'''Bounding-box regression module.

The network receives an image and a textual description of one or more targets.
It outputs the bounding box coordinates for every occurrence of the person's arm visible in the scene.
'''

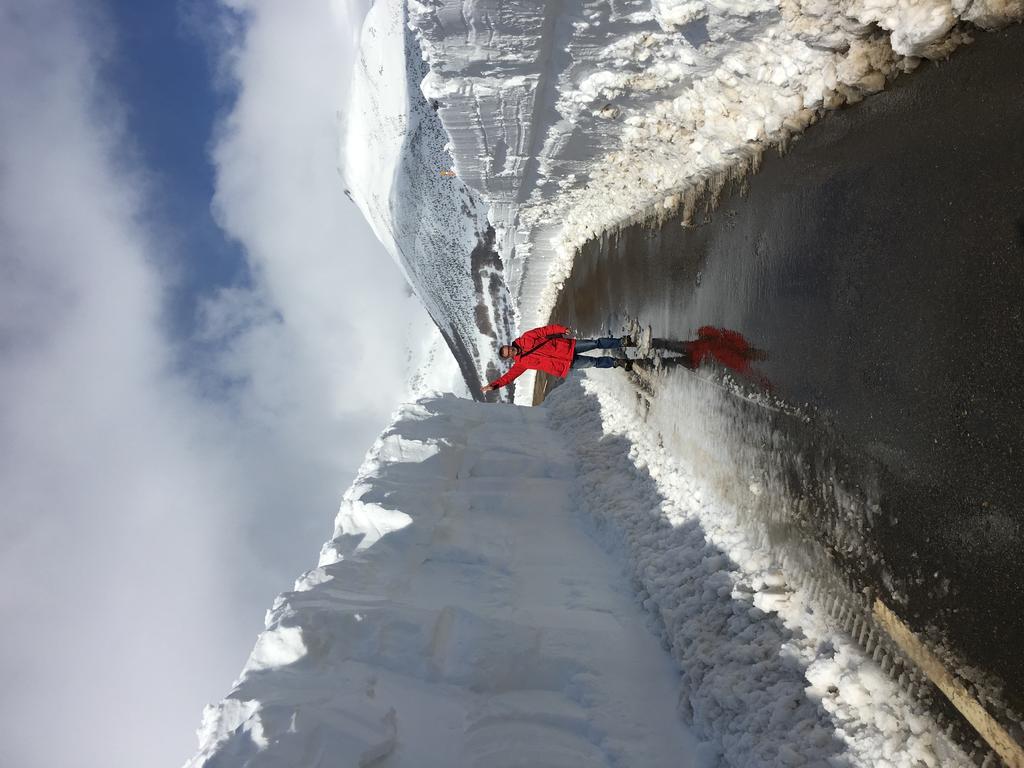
[482,361,527,393]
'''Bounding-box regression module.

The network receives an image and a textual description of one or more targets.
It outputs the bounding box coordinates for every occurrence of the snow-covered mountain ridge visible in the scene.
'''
[407,0,1021,329]
[343,0,516,400]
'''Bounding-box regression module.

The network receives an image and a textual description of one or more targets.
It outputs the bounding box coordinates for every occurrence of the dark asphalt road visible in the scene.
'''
[550,25,1024,718]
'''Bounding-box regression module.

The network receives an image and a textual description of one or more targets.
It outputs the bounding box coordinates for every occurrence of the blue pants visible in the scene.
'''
[571,337,622,369]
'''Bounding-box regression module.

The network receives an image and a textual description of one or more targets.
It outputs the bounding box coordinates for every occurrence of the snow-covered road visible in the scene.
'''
[550,377,970,767]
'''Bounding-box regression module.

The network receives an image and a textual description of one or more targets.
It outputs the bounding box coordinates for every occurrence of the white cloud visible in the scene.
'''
[205,0,424,436]
[0,0,430,766]
[199,0,434,585]
[0,4,248,766]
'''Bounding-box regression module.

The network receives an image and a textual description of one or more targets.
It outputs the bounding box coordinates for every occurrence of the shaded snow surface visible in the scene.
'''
[188,377,968,767]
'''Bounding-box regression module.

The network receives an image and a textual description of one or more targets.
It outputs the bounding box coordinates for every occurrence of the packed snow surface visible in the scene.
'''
[188,376,968,767]
[407,0,1021,330]
[188,392,701,767]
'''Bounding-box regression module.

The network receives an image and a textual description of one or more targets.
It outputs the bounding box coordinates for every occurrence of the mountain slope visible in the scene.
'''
[343,0,517,399]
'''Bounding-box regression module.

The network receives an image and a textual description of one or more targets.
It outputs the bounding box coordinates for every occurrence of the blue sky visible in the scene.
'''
[0,1,432,766]
[105,0,245,334]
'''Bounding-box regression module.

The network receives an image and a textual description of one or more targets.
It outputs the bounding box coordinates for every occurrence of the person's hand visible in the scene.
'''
[481,384,494,393]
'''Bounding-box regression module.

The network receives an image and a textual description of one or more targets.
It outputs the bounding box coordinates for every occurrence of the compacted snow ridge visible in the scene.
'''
[548,374,972,767]
[187,394,703,767]
[344,0,517,400]
[407,0,1022,331]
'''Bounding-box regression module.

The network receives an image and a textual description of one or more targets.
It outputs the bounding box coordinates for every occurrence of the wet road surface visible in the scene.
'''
[549,26,1024,717]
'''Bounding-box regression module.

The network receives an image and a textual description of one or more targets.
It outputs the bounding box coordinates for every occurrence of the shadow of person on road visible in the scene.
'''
[652,326,771,390]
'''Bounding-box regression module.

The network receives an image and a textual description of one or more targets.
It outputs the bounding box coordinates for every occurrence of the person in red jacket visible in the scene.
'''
[481,324,634,394]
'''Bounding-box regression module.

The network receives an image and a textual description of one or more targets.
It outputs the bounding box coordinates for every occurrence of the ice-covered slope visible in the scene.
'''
[343,0,517,400]
[408,0,1021,328]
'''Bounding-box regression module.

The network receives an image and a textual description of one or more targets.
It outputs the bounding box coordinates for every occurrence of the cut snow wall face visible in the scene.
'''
[343,0,517,400]
[408,0,1022,329]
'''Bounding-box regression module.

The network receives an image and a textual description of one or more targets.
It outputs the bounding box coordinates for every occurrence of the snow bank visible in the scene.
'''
[186,393,701,767]
[187,379,969,767]
[408,0,1022,329]
[343,0,517,399]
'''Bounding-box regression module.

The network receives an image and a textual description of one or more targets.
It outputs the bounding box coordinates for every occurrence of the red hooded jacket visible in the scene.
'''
[489,324,575,390]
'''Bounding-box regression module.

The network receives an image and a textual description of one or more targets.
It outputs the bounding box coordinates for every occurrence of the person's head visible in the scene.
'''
[499,344,516,360]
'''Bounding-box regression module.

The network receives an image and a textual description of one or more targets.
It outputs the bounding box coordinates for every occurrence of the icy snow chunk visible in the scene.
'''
[331,499,413,555]
[294,566,334,590]
[852,0,957,55]
[655,0,710,28]
[963,0,1024,26]
[189,697,398,768]
[244,625,307,674]
[375,433,441,464]
[192,699,265,757]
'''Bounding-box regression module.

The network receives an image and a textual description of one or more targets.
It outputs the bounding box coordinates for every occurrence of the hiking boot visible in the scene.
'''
[620,335,636,348]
